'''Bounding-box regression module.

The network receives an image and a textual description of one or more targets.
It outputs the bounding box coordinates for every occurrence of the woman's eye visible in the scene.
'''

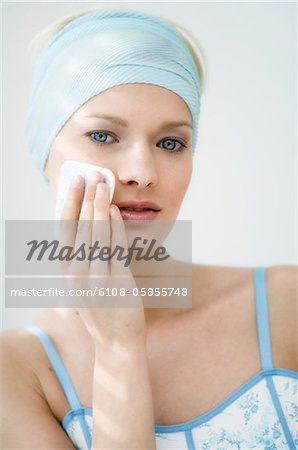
[159,138,186,152]
[88,132,186,152]
[89,131,115,144]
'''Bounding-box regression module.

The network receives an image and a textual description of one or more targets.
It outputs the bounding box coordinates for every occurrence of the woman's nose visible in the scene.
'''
[117,144,159,189]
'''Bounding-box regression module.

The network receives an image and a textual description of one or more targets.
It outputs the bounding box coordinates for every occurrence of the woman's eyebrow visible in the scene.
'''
[80,114,192,129]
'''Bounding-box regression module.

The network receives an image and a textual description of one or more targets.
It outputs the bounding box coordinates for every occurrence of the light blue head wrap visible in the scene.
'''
[26,9,202,176]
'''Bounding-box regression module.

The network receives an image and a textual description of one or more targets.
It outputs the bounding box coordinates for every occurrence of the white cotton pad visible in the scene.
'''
[55,160,115,219]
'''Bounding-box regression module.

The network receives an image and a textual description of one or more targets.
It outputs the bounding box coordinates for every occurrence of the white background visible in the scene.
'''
[2,1,297,329]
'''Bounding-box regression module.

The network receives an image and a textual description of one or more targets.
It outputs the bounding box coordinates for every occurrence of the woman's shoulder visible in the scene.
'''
[1,328,76,448]
[265,265,297,370]
[192,263,297,326]
[1,327,37,358]
[192,263,297,301]
[192,263,297,371]
[1,327,44,378]
[1,327,47,413]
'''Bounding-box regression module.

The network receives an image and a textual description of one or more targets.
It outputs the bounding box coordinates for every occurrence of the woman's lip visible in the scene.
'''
[115,200,161,211]
[119,209,160,221]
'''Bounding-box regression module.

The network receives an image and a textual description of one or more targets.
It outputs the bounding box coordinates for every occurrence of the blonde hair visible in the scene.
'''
[27,6,207,92]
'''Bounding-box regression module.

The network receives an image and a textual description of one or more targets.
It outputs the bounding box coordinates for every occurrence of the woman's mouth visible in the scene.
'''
[115,201,161,221]
[119,208,160,220]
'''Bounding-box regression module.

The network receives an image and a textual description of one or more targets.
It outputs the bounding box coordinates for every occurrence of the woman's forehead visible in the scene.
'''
[74,84,193,121]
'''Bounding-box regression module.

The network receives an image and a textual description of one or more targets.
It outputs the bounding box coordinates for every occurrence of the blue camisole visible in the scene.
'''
[24,267,298,449]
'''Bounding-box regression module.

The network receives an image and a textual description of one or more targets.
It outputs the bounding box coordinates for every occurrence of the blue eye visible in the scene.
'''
[88,131,186,152]
[159,138,186,152]
[89,132,114,144]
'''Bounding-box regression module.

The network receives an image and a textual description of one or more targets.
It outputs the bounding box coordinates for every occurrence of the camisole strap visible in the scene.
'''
[254,267,273,370]
[24,323,82,410]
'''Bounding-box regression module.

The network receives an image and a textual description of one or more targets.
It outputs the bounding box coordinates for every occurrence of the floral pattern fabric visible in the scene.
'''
[63,373,298,450]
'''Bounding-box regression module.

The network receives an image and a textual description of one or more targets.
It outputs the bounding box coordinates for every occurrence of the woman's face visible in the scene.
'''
[45,83,193,221]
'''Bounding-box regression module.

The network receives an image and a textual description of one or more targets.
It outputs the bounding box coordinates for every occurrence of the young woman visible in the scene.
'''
[2,8,297,450]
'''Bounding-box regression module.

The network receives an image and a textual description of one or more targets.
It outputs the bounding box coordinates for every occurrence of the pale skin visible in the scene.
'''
[1,84,297,449]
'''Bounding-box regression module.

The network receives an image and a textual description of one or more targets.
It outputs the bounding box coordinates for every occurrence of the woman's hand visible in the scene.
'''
[56,171,147,349]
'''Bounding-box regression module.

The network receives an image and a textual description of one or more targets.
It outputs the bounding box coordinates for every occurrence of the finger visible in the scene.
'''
[110,205,140,308]
[110,204,131,277]
[60,175,85,221]
[55,175,84,275]
[74,172,104,273]
[94,183,110,221]
[90,183,111,278]
[79,171,104,221]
